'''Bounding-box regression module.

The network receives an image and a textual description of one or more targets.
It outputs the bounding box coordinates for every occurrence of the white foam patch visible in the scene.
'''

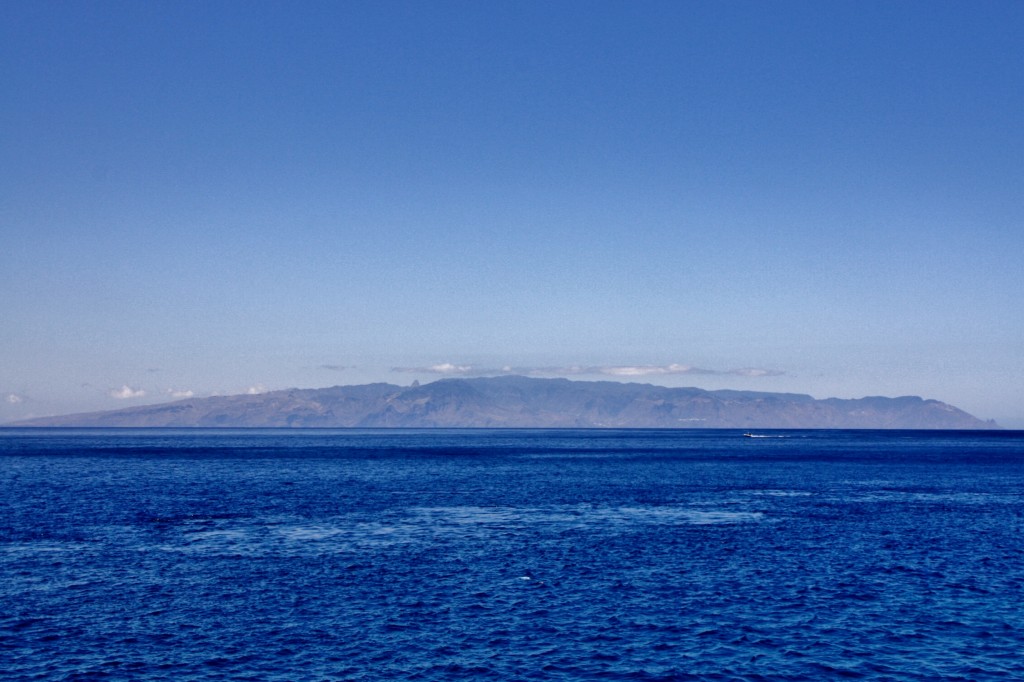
[412,504,764,529]
[747,490,813,497]
[155,504,766,557]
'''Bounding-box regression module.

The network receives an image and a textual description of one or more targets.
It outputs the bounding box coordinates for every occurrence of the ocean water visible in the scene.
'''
[2,428,1023,681]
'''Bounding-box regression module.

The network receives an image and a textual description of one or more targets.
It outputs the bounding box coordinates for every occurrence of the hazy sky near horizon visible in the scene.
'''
[2,0,1022,425]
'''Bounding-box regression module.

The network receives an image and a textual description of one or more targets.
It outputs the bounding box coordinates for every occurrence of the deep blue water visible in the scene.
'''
[2,428,1023,681]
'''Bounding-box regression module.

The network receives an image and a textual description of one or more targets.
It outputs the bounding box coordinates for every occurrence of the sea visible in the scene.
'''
[2,428,1023,681]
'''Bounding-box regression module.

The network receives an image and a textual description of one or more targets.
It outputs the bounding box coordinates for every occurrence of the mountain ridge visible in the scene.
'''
[7,376,998,429]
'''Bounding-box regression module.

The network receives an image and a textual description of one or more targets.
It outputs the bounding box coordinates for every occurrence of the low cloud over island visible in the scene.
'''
[392,363,784,379]
[110,385,146,399]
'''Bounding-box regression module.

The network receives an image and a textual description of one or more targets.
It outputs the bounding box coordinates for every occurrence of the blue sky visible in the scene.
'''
[2,0,1022,426]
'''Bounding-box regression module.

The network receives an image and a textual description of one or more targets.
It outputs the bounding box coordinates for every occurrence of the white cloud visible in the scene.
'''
[394,363,475,375]
[6,393,25,404]
[590,364,784,378]
[167,389,194,398]
[246,384,268,395]
[110,385,146,399]
[393,362,784,379]
[597,364,701,376]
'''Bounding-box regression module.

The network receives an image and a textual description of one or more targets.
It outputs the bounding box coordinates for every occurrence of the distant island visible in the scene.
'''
[8,376,998,429]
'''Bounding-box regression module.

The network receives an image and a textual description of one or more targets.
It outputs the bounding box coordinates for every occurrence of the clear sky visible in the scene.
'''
[2,0,1022,426]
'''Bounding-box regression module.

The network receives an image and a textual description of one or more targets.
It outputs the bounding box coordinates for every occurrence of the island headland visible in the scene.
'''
[7,376,998,429]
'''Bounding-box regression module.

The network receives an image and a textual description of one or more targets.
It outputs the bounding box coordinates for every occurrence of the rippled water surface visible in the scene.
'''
[2,428,1023,681]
